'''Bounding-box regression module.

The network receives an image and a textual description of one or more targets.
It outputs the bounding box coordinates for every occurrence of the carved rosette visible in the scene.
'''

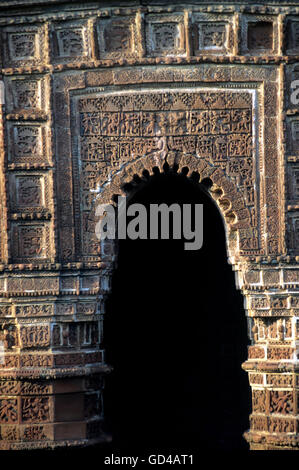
[71,87,258,262]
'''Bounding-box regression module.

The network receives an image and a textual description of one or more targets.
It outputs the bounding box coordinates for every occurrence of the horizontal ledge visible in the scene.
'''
[244,430,299,449]
[0,363,113,379]
[242,360,299,373]
[0,433,112,451]
[0,56,290,76]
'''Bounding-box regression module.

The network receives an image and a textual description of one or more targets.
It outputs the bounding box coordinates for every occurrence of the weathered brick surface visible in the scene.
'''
[0,0,298,451]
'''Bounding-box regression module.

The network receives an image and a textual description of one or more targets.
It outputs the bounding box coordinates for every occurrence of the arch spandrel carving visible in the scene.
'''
[68,82,264,263]
[86,154,251,265]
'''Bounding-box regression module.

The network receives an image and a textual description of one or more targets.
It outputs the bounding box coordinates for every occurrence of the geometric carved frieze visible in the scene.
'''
[0,273,105,297]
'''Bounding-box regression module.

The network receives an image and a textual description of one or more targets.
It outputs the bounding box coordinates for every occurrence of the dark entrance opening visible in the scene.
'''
[103,168,251,454]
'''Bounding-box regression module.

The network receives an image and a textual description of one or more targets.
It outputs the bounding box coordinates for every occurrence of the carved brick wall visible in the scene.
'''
[0,0,298,451]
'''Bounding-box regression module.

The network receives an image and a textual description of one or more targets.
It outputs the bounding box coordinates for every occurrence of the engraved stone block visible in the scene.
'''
[77,302,97,315]
[80,276,99,292]
[20,354,53,368]
[249,373,264,385]
[0,306,12,318]
[55,303,75,315]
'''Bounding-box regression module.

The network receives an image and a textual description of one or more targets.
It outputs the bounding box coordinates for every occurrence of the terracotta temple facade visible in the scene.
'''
[0,0,298,451]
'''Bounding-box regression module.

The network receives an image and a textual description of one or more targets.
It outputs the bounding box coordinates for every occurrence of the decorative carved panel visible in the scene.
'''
[192,13,234,55]
[51,20,90,62]
[145,14,186,56]
[70,85,261,261]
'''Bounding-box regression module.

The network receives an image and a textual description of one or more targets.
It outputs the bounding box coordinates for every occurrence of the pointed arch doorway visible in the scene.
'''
[103,167,251,452]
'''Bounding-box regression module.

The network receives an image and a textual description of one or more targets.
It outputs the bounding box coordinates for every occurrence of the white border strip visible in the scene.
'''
[0,81,5,105]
